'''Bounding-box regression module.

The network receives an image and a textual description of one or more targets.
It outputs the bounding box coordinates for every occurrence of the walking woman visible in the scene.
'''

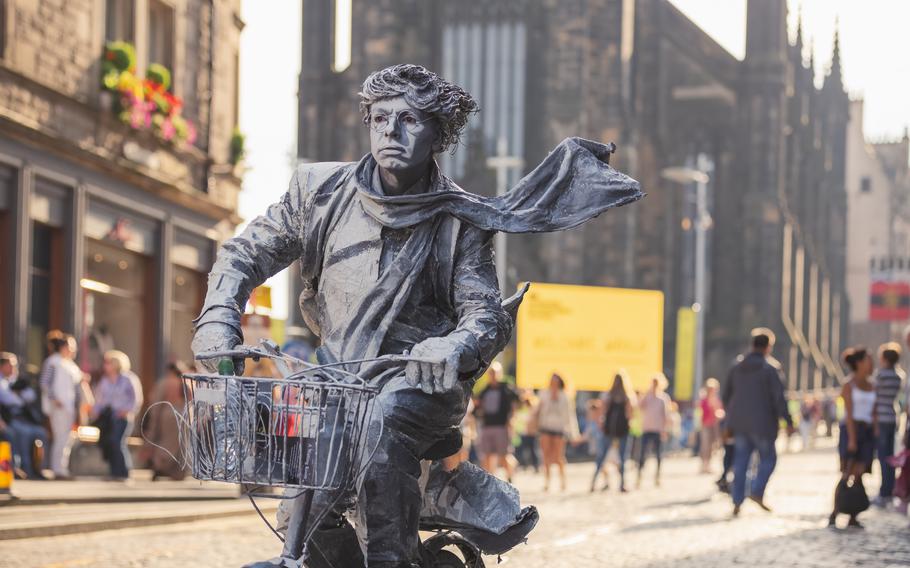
[593,372,635,492]
[91,350,142,481]
[873,342,904,506]
[637,374,671,488]
[699,378,724,473]
[829,347,876,528]
[39,332,83,480]
[513,390,540,473]
[537,373,578,491]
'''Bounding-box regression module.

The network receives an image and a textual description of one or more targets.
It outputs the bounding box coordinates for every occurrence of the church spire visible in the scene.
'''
[825,19,843,90]
[809,36,816,79]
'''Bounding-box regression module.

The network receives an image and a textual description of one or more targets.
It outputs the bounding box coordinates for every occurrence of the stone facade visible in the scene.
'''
[0,0,244,392]
[292,0,850,392]
[0,0,243,214]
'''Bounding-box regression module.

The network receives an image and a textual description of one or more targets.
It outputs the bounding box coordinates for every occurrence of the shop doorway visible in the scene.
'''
[26,222,66,367]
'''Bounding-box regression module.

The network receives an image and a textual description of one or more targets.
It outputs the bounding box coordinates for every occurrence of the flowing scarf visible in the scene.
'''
[356,137,642,232]
[322,137,643,374]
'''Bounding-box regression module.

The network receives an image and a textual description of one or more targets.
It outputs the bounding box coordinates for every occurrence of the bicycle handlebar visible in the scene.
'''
[194,347,440,367]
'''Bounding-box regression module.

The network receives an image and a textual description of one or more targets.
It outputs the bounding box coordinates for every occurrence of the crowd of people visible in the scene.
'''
[0,330,190,483]
[453,324,910,534]
[462,361,680,495]
[4,322,909,534]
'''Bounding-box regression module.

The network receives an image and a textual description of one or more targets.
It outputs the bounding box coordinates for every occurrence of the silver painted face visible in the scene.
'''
[368,96,439,174]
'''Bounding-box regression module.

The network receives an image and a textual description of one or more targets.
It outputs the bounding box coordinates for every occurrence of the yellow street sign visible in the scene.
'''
[516,283,664,392]
[674,307,696,401]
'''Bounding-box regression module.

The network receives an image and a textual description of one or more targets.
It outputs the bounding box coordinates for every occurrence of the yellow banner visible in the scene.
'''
[516,283,664,392]
[250,286,273,310]
[674,307,696,401]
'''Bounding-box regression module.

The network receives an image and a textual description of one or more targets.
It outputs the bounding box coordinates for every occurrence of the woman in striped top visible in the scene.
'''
[873,342,905,505]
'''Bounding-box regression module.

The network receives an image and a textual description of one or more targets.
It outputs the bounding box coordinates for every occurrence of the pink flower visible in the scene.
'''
[161,118,176,141]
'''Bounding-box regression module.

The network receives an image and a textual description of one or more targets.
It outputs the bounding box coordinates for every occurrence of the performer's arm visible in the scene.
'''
[405,227,511,393]
[449,227,512,371]
[192,170,308,366]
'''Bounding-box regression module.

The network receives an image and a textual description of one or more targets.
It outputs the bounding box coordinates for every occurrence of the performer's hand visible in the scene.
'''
[405,337,465,394]
[191,322,244,374]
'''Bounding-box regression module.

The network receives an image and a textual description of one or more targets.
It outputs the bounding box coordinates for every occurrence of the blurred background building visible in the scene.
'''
[290,0,850,391]
[0,0,244,397]
[846,99,910,349]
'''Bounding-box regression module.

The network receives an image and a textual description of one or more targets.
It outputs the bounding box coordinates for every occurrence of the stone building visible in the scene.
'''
[845,99,910,349]
[291,0,849,391]
[0,0,243,395]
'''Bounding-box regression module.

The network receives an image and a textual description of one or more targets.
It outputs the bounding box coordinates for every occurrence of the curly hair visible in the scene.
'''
[359,64,478,153]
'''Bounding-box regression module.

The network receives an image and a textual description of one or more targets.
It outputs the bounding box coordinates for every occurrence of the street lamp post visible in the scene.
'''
[487,137,524,293]
[662,156,711,401]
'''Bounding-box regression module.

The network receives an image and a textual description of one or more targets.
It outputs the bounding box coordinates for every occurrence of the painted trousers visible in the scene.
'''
[276,374,471,566]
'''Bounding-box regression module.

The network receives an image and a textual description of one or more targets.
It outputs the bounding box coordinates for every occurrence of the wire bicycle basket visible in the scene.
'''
[181,347,380,492]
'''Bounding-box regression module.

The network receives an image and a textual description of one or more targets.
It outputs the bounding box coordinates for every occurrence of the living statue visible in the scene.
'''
[192,64,642,567]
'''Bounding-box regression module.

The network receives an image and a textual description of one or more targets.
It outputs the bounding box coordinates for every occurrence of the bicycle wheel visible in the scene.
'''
[433,550,468,568]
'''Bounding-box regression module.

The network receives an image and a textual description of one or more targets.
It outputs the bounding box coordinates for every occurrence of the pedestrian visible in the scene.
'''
[512,390,540,472]
[715,418,735,493]
[798,394,820,450]
[536,373,578,491]
[91,350,142,481]
[829,346,877,528]
[0,352,48,479]
[723,328,794,516]
[637,373,671,488]
[667,401,683,452]
[141,361,188,481]
[699,378,724,473]
[594,372,635,492]
[476,362,518,482]
[872,342,904,507]
[39,332,82,480]
[578,398,604,458]
[822,391,838,438]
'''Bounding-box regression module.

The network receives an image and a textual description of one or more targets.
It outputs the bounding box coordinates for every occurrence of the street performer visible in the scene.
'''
[192,64,642,567]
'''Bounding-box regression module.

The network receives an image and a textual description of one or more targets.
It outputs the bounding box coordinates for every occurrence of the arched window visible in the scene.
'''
[332,0,352,73]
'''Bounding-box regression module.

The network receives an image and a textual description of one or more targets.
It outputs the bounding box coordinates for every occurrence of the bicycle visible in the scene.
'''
[175,340,537,567]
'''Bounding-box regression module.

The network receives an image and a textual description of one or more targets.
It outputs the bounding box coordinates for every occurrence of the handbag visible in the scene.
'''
[888,449,910,501]
[835,468,870,516]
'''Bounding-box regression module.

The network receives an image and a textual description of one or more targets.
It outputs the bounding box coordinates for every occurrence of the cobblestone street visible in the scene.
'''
[5,445,910,567]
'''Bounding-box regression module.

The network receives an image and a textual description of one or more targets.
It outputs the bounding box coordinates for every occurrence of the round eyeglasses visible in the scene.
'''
[368,111,434,134]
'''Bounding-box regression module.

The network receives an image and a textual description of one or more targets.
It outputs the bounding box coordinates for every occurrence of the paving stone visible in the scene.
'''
[3,444,909,567]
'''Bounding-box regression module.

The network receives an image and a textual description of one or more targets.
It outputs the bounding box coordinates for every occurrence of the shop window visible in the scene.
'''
[0,0,7,60]
[148,0,175,73]
[170,265,205,365]
[106,0,135,42]
[0,164,14,350]
[27,178,68,367]
[27,224,65,366]
[82,239,150,382]
[170,230,212,365]
[233,50,240,125]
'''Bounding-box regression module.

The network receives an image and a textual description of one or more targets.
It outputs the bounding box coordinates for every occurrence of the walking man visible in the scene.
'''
[476,362,518,481]
[722,328,794,516]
